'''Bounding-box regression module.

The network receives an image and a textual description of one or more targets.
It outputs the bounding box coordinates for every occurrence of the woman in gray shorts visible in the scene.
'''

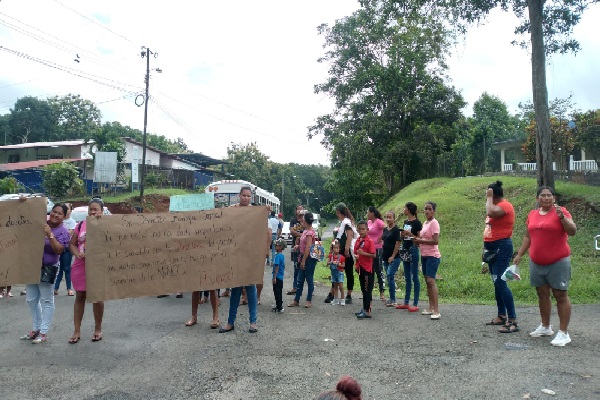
[513,187,577,347]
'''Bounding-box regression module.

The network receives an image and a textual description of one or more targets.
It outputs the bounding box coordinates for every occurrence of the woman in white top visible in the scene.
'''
[334,203,358,305]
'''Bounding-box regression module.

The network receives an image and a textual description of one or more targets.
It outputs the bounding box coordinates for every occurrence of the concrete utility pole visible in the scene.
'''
[138,47,160,209]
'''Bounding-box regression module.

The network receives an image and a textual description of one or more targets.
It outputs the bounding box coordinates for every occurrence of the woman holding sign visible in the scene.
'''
[219,185,271,333]
[20,201,70,344]
[68,198,105,344]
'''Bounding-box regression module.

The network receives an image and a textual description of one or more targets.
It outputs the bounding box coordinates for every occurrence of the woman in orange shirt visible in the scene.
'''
[483,181,517,333]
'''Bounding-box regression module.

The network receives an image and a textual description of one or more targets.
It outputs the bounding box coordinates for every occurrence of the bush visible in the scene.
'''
[41,162,84,198]
[0,176,22,194]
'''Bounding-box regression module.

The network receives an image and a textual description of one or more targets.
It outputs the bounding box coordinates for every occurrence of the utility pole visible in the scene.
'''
[138,47,159,209]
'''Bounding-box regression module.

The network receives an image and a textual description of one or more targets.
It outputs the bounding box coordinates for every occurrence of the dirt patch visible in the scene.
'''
[70,194,171,214]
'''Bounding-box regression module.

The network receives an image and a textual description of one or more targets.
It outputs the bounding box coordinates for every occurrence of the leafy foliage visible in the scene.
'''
[573,109,600,165]
[8,96,56,143]
[48,94,102,140]
[0,176,22,194]
[41,162,84,198]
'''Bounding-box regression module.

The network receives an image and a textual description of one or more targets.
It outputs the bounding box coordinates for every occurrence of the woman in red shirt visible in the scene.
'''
[514,186,577,347]
[483,181,517,333]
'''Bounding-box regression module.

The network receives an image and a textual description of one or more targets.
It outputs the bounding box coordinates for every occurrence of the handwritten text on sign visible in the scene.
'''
[0,197,46,285]
[85,206,268,302]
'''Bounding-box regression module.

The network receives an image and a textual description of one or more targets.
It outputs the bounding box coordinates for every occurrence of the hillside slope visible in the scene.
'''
[378,176,599,304]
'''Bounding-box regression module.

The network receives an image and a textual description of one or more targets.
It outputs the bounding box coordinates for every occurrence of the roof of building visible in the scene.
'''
[0,158,87,172]
[0,140,87,149]
[174,153,224,166]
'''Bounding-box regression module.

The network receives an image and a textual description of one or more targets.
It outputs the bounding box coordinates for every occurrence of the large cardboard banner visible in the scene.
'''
[0,197,46,285]
[85,206,268,302]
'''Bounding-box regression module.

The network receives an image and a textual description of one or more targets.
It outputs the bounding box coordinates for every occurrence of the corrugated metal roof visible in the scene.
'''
[0,158,87,171]
[0,140,88,149]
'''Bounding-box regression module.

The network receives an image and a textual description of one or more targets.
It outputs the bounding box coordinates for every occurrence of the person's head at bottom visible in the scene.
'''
[315,376,362,400]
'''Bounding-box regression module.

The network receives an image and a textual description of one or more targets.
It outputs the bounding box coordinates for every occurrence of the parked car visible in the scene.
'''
[71,206,112,222]
[281,221,292,245]
[0,193,54,214]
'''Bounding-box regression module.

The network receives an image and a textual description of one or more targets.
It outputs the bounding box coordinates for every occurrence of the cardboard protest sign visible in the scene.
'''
[169,193,215,212]
[0,197,46,285]
[85,206,269,302]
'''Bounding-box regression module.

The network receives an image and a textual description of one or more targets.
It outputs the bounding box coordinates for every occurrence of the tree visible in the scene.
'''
[469,93,516,174]
[48,94,102,141]
[311,1,464,195]
[41,162,84,198]
[8,96,56,143]
[89,122,128,179]
[573,109,600,166]
[224,142,273,188]
[441,0,600,188]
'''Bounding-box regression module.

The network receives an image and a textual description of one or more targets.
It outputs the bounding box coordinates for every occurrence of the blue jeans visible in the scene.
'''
[227,285,258,326]
[384,258,401,302]
[54,249,73,291]
[403,246,421,306]
[26,282,55,335]
[270,233,277,263]
[485,238,516,320]
[294,256,317,302]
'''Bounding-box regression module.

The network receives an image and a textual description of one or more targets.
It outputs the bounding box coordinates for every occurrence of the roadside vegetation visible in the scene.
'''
[315,176,599,305]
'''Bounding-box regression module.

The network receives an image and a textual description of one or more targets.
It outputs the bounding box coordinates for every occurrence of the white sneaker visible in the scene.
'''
[331,299,339,305]
[529,324,554,337]
[340,299,346,306]
[430,313,441,320]
[550,331,571,347]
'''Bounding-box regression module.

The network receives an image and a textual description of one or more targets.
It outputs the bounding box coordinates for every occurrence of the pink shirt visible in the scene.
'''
[419,218,441,258]
[299,229,316,255]
[367,218,385,250]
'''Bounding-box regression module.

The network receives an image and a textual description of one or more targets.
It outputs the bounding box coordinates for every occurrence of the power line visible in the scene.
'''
[50,0,134,43]
[0,46,143,94]
[0,12,137,77]
[0,78,42,89]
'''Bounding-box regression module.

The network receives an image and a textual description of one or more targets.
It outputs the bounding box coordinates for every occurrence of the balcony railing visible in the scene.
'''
[502,162,557,172]
[570,159,598,171]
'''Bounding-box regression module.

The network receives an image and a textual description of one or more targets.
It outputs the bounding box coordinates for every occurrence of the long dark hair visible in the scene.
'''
[335,203,355,225]
[405,202,417,217]
[368,206,383,220]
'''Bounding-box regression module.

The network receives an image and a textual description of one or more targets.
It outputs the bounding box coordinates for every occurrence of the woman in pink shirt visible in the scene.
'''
[412,201,441,320]
[367,206,386,301]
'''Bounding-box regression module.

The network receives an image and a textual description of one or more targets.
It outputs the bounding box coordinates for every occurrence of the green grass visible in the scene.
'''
[65,188,192,203]
[374,176,599,305]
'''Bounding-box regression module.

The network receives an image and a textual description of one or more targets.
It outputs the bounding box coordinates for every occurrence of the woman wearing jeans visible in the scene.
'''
[54,203,76,296]
[288,212,317,308]
[483,181,518,333]
[21,202,70,344]
[396,202,422,312]
[382,211,402,307]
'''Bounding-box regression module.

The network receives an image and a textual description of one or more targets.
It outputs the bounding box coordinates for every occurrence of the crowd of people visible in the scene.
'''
[4,181,577,348]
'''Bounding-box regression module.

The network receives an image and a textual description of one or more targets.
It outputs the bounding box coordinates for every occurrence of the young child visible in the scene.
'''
[328,240,346,305]
[272,238,287,313]
[354,220,376,319]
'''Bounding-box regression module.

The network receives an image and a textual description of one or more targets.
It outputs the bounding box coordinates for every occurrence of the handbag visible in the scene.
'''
[40,264,59,284]
[310,240,325,261]
[482,248,499,264]
[399,248,412,262]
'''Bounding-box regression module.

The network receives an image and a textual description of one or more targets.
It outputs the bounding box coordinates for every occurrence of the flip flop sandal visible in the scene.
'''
[288,302,299,307]
[499,322,520,333]
[486,316,507,326]
[91,333,103,342]
[210,321,220,329]
[185,317,198,326]
[304,303,312,308]
[68,336,80,344]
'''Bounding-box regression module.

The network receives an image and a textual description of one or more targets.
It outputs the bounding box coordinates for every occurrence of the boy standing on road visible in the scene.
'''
[272,239,286,313]
[354,221,376,319]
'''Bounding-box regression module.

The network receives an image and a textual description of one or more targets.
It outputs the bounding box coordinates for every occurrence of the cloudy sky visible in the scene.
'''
[1,1,598,165]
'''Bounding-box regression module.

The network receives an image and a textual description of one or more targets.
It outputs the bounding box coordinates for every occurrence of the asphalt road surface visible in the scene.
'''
[1,246,599,399]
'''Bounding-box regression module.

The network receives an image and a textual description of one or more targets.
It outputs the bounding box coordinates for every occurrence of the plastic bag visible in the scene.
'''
[501,264,521,282]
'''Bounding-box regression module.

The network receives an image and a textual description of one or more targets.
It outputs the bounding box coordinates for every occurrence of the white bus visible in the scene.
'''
[205,180,280,214]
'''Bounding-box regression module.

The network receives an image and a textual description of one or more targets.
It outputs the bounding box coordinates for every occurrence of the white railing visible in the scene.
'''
[570,160,598,171]
[502,162,557,172]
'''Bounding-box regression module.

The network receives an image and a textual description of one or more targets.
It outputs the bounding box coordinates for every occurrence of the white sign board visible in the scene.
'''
[131,146,139,183]
[94,152,118,183]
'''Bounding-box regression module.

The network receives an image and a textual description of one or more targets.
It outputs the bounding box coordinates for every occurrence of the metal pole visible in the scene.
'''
[139,48,151,208]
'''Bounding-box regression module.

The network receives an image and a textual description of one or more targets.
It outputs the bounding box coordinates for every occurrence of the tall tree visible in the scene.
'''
[8,96,56,143]
[48,94,102,141]
[440,0,599,188]
[224,142,273,189]
[311,1,464,194]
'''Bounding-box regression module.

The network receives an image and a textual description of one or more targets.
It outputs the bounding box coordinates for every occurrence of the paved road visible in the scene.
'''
[1,225,599,399]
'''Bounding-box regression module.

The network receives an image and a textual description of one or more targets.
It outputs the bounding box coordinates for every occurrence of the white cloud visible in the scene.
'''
[1,1,598,164]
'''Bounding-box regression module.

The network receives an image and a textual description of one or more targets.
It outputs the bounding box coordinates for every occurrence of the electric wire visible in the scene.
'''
[50,0,134,44]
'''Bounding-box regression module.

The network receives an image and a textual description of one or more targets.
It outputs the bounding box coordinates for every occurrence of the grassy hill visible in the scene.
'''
[316,176,599,305]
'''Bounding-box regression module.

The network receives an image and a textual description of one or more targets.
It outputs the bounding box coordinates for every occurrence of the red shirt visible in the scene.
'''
[354,235,376,272]
[526,207,572,265]
[483,199,515,242]
[328,253,346,271]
